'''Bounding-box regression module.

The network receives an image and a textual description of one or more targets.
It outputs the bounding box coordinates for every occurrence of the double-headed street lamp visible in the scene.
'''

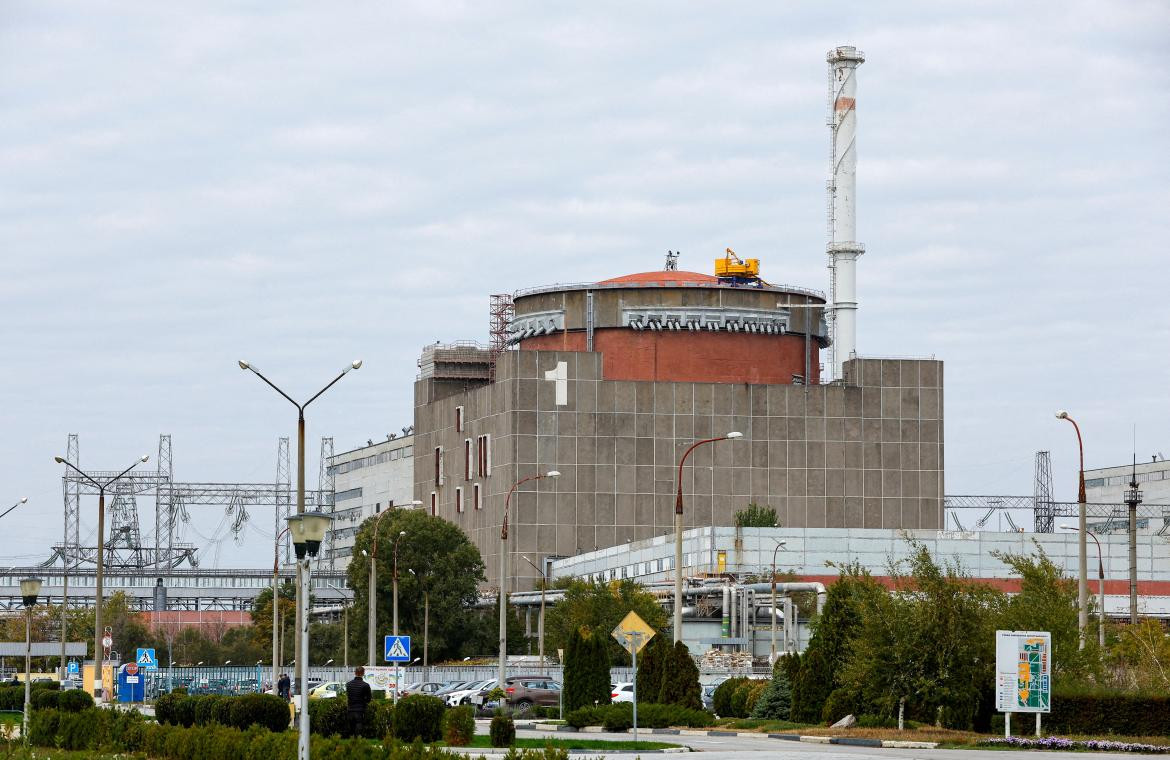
[674,432,742,642]
[287,510,333,760]
[1055,410,1089,647]
[20,577,42,743]
[499,470,559,702]
[520,555,548,675]
[240,358,361,685]
[1061,525,1106,648]
[770,539,787,664]
[53,454,149,701]
[0,496,28,521]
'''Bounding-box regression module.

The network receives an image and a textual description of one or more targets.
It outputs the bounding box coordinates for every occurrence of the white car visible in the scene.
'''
[611,682,634,703]
[448,679,493,706]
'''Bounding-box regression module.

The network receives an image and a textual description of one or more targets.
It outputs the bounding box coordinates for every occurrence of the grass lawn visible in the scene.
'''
[714,717,813,732]
[463,735,678,751]
[0,712,20,725]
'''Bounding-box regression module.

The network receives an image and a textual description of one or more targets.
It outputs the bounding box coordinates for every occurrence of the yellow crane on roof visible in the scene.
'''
[714,248,761,283]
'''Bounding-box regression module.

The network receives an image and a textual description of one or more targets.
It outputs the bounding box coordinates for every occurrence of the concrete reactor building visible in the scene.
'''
[412,45,944,592]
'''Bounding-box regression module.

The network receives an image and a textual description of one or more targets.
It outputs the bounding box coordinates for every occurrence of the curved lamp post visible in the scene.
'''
[520,555,547,675]
[499,470,559,705]
[240,358,361,685]
[53,454,149,702]
[1061,524,1106,648]
[20,576,42,743]
[770,539,787,663]
[1055,410,1088,647]
[365,502,420,670]
[287,510,333,760]
[673,433,741,643]
[0,496,27,521]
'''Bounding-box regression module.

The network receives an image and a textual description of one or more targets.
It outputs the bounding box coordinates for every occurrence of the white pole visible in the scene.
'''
[1035,713,1041,737]
[631,634,639,746]
[1004,712,1011,738]
[297,559,309,760]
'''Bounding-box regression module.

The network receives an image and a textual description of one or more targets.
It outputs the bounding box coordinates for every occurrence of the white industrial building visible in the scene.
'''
[1085,457,1170,535]
[321,435,416,566]
[538,526,1170,658]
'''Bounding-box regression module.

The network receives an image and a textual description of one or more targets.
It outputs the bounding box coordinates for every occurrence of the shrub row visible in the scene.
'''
[0,681,58,711]
[28,707,483,760]
[711,677,765,718]
[565,702,715,730]
[155,692,290,732]
[30,688,94,712]
[307,693,453,743]
[307,695,394,739]
[1047,690,1170,737]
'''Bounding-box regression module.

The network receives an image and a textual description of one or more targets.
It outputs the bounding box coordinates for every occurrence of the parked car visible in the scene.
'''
[610,682,634,703]
[60,678,81,691]
[309,681,345,700]
[446,679,493,706]
[401,681,446,697]
[469,679,501,707]
[434,681,469,698]
[503,676,561,711]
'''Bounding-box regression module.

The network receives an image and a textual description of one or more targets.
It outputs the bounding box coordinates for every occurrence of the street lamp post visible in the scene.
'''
[1055,410,1089,648]
[365,504,418,669]
[1062,525,1106,648]
[271,525,291,694]
[521,555,547,675]
[240,358,362,685]
[769,539,787,664]
[53,454,149,702]
[499,470,560,705]
[287,511,333,760]
[20,577,42,743]
[0,496,27,521]
[674,433,742,643]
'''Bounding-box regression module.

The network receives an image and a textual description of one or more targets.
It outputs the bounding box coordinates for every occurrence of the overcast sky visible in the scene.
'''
[2,2,1167,567]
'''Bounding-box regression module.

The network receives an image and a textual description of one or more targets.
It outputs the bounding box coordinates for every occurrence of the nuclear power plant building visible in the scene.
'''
[413,267,943,591]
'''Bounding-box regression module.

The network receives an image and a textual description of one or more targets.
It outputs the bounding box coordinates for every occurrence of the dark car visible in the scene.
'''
[504,676,560,711]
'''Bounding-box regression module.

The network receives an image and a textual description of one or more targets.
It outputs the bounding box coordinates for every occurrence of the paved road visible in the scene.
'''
[512,726,1162,759]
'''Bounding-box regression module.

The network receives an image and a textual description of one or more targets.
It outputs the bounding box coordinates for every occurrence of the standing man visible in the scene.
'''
[277,672,291,701]
[346,666,373,738]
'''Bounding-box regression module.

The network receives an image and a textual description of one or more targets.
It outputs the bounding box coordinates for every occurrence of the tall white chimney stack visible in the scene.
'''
[826,45,865,380]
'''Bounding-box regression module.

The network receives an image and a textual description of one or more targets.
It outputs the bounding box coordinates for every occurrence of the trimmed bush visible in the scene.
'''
[394,693,446,743]
[229,693,290,732]
[370,700,396,738]
[729,680,756,718]
[1047,690,1170,736]
[565,702,714,730]
[211,693,234,725]
[309,695,350,737]
[711,677,748,717]
[0,683,55,711]
[489,714,515,747]
[27,707,147,753]
[743,680,768,716]
[32,688,60,710]
[192,694,220,725]
[442,704,475,746]
[58,688,94,712]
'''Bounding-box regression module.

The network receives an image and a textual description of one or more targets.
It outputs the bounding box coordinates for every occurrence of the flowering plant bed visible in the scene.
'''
[979,737,1170,753]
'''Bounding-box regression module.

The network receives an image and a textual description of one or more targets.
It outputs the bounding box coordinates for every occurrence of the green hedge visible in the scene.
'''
[155,692,289,732]
[490,714,515,748]
[711,678,751,717]
[29,707,485,760]
[0,682,58,711]
[308,695,394,738]
[58,689,94,712]
[394,694,446,743]
[1047,690,1170,736]
[441,705,474,746]
[31,689,59,710]
[565,702,715,729]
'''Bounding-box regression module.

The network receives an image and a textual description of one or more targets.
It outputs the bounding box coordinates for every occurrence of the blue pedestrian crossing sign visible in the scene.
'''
[67,660,79,674]
[384,635,411,662]
[136,648,158,671]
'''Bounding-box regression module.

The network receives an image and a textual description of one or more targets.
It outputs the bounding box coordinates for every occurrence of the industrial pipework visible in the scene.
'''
[826,45,866,380]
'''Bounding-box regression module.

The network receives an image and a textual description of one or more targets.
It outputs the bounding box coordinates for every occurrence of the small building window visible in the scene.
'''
[473,483,482,510]
[434,446,444,486]
[477,434,492,478]
[455,486,464,513]
[464,439,472,481]
[430,492,437,516]
[455,405,465,432]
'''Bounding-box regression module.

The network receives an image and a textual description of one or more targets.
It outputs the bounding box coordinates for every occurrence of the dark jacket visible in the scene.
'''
[277,675,291,699]
[346,677,372,712]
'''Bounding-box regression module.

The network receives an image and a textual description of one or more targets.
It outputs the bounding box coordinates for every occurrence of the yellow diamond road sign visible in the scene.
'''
[611,610,656,654]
